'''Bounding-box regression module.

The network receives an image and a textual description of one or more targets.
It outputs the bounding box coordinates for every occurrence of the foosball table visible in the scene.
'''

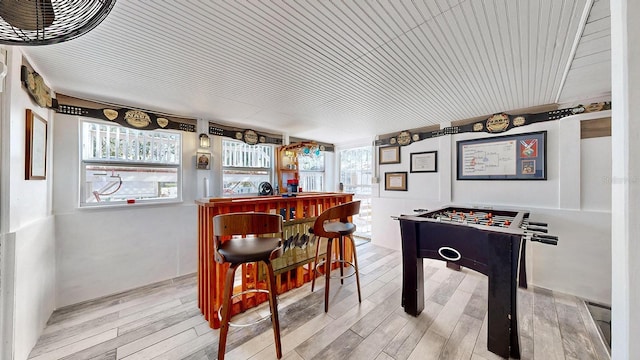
[397,206,558,359]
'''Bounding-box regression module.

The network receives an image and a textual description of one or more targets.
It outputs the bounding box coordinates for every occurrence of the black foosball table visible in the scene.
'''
[397,206,558,359]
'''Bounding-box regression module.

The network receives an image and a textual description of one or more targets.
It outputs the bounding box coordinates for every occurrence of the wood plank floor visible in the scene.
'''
[29,242,609,360]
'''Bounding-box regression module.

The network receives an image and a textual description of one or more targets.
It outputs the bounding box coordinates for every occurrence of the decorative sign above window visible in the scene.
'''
[20,63,52,108]
[289,137,335,153]
[52,93,196,132]
[209,122,283,145]
[375,102,611,147]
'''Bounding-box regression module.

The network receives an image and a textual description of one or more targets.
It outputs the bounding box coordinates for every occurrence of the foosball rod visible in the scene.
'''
[435,213,523,227]
[526,221,548,227]
[525,232,559,245]
[524,225,548,233]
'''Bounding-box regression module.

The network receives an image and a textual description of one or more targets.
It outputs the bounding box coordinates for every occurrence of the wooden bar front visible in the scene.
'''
[196,192,353,328]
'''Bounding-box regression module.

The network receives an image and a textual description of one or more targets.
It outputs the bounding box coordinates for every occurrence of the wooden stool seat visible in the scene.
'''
[310,200,362,312]
[213,212,283,360]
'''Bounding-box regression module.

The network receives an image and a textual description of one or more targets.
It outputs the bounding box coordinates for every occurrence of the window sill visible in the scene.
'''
[79,199,183,210]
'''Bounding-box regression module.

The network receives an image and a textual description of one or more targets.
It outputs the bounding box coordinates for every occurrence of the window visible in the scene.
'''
[80,120,181,206]
[298,152,325,191]
[222,139,274,195]
[340,146,373,238]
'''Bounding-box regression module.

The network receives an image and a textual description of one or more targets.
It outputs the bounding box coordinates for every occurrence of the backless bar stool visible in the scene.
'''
[213,212,284,359]
[310,200,362,312]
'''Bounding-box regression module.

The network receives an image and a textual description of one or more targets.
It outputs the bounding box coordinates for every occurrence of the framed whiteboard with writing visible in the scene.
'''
[456,131,546,180]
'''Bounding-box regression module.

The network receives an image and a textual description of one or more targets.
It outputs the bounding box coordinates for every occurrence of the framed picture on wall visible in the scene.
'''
[196,152,211,170]
[25,109,47,180]
[410,151,437,173]
[385,172,407,191]
[456,131,547,180]
[379,145,401,164]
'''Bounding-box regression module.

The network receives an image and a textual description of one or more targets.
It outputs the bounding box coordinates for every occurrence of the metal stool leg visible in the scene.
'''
[218,264,239,360]
[311,235,321,292]
[265,261,282,358]
[324,238,333,312]
[338,236,345,285]
[350,235,362,303]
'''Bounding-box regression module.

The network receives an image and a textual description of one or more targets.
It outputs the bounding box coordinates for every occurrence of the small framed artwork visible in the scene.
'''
[196,152,211,170]
[385,172,407,191]
[521,160,535,174]
[379,145,401,164]
[410,151,437,173]
[25,109,47,180]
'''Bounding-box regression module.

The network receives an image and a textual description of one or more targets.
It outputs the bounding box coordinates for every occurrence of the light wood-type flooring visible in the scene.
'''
[28,242,609,360]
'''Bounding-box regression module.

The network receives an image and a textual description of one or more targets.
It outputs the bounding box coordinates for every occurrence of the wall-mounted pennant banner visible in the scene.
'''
[375,102,611,146]
[53,94,196,132]
[208,122,282,145]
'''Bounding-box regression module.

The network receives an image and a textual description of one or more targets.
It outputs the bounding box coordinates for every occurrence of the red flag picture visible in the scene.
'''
[520,139,538,158]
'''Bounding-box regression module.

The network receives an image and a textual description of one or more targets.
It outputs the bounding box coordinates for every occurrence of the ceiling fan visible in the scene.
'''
[0,0,116,45]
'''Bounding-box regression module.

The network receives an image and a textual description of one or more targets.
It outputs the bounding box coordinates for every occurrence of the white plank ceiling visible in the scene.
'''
[20,0,611,145]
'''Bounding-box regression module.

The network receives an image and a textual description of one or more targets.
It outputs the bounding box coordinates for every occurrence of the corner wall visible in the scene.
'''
[0,48,56,360]
[372,111,612,305]
[610,0,640,357]
[52,113,199,308]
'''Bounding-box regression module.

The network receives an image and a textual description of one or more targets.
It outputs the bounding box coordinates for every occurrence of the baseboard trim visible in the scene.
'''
[579,299,611,359]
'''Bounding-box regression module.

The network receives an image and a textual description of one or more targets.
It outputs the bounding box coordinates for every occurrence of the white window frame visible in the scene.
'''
[339,146,373,238]
[222,139,274,196]
[79,119,182,207]
[298,152,326,192]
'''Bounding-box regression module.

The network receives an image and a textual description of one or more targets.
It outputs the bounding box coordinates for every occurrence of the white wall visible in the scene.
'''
[611,0,640,358]
[324,151,336,192]
[581,137,612,210]
[371,111,612,305]
[12,217,55,360]
[450,122,561,207]
[0,48,56,360]
[379,136,442,202]
[52,113,199,307]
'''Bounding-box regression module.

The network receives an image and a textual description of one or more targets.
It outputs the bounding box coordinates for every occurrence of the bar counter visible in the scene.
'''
[196,192,353,328]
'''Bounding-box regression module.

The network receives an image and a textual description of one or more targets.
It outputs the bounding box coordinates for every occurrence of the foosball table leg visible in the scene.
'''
[518,239,528,289]
[446,261,461,271]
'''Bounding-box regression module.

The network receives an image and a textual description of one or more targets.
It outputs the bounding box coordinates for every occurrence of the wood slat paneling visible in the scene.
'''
[558,0,611,103]
[22,0,607,145]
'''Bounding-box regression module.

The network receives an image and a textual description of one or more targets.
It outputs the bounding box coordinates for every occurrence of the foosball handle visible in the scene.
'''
[532,235,558,245]
[527,226,548,233]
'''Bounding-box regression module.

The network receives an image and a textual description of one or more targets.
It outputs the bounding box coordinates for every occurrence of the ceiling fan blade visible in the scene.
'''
[0,0,55,30]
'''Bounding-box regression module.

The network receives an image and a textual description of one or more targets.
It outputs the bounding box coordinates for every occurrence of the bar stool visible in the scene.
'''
[213,212,283,360]
[310,200,362,312]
